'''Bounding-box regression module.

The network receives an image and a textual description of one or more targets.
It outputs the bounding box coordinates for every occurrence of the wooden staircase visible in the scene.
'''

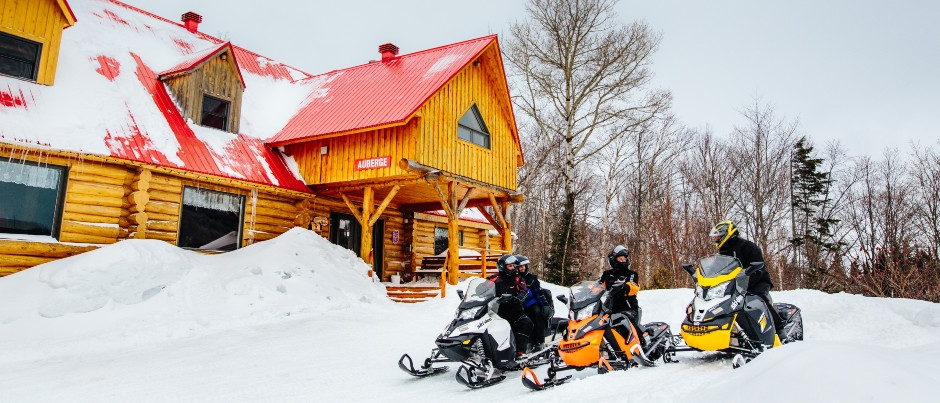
[385,285,441,303]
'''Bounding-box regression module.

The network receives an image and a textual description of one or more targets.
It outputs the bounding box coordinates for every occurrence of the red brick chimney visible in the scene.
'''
[379,43,399,61]
[182,12,202,33]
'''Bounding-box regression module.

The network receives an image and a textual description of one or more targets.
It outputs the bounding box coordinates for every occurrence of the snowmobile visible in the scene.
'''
[398,277,555,389]
[673,254,804,367]
[521,280,675,391]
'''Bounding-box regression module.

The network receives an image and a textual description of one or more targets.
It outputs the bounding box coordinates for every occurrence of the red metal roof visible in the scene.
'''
[267,35,499,146]
[159,42,246,88]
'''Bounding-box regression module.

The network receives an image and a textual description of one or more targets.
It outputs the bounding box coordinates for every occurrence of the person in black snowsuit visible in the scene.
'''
[489,254,533,358]
[598,245,644,351]
[515,254,547,352]
[710,220,784,336]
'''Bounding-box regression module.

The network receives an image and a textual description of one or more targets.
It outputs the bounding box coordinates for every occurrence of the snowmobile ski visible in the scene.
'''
[397,353,448,377]
[520,367,572,391]
[455,364,506,389]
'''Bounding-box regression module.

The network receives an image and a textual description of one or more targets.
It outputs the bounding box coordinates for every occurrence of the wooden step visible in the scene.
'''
[384,283,441,303]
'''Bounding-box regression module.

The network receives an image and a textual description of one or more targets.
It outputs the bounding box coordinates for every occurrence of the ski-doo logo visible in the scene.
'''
[730,295,744,310]
[478,317,492,329]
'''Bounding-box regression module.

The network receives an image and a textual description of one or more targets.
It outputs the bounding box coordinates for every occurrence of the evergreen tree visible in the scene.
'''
[790,136,840,289]
[544,194,581,286]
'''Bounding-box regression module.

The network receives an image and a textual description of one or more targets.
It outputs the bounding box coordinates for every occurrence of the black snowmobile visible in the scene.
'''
[672,254,804,367]
[398,277,555,389]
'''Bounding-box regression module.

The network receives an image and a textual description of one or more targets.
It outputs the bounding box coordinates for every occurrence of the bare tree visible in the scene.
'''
[909,142,940,261]
[727,101,799,287]
[506,0,670,283]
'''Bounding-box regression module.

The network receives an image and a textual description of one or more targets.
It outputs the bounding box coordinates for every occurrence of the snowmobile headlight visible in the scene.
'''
[705,281,731,301]
[573,302,598,321]
[457,305,485,321]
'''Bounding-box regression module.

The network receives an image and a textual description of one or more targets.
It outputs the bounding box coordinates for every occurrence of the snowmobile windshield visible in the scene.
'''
[698,255,743,278]
[568,280,606,310]
[458,278,496,309]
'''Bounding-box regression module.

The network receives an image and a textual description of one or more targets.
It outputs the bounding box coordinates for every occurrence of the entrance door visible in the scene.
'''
[329,212,361,253]
[329,213,385,278]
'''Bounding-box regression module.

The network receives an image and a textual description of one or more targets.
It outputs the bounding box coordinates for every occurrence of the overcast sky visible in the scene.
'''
[120,0,940,158]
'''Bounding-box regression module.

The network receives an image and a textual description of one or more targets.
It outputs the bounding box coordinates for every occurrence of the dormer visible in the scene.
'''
[159,40,246,134]
[0,0,76,85]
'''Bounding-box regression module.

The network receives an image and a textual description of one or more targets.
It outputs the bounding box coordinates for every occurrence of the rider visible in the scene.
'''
[598,245,644,350]
[490,254,534,359]
[515,254,547,352]
[710,220,784,337]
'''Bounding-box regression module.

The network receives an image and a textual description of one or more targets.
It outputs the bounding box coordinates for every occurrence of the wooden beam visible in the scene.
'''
[369,185,400,227]
[339,192,363,224]
[360,187,374,265]
[488,193,507,230]
[456,187,473,216]
[399,196,508,213]
[432,181,454,218]
[475,206,503,233]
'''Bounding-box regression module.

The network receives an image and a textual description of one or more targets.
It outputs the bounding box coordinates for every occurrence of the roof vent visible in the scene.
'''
[379,43,399,61]
[182,12,202,33]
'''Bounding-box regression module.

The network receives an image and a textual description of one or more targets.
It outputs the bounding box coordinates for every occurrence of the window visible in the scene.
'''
[0,31,42,81]
[178,186,244,251]
[433,226,465,255]
[200,94,230,130]
[0,160,67,237]
[457,104,491,149]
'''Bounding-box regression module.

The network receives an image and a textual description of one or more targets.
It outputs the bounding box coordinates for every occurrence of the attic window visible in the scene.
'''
[0,31,42,81]
[457,104,490,149]
[200,95,230,131]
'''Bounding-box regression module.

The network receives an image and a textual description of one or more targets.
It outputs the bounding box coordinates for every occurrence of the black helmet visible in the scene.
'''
[607,245,630,269]
[497,254,520,277]
[709,220,738,248]
[514,254,530,272]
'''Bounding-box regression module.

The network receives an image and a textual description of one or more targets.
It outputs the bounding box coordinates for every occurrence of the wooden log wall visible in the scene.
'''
[60,163,132,244]
[0,145,317,276]
[410,218,491,272]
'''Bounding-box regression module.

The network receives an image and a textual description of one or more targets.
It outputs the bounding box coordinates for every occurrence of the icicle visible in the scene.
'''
[248,188,258,245]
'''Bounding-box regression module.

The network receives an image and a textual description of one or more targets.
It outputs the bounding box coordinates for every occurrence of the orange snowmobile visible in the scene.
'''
[521,280,675,390]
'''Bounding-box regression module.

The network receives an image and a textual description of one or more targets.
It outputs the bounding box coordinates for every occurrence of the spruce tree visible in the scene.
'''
[544,195,581,286]
[790,137,840,290]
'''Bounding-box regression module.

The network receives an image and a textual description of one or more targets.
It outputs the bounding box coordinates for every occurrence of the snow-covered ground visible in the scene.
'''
[1,228,938,402]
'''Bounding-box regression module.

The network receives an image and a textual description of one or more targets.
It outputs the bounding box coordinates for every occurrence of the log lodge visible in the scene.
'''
[0,0,524,287]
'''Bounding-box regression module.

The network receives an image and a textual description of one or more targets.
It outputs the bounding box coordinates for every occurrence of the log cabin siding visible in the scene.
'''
[0,145,314,276]
[414,44,518,190]
[285,119,419,185]
[0,0,71,85]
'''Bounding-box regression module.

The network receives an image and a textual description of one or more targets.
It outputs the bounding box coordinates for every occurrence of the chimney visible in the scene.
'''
[181,12,202,33]
[379,43,399,61]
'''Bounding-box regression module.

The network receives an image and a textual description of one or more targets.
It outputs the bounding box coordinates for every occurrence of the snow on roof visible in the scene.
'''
[0,0,314,192]
[424,208,491,225]
[267,35,499,146]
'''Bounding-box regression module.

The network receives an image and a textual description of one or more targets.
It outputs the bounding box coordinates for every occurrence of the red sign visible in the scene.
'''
[354,156,391,171]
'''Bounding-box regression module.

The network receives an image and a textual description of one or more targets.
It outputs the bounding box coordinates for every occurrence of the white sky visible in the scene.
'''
[118,0,940,158]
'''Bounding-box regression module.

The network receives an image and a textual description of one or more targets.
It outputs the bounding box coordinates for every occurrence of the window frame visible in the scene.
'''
[0,160,68,238]
[457,104,491,149]
[433,226,465,255]
[200,94,231,131]
[0,30,43,82]
[177,186,245,252]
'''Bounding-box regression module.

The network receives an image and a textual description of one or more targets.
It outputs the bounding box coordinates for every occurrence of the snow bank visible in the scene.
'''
[0,228,387,353]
